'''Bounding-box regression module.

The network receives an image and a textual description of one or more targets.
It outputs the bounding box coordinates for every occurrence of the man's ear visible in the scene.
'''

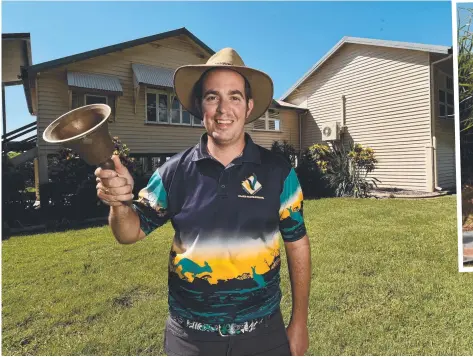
[246,99,254,119]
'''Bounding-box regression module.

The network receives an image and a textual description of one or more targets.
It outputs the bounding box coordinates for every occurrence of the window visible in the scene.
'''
[85,94,108,105]
[146,89,201,126]
[253,109,281,131]
[138,155,172,175]
[439,75,454,119]
[71,92,116,122]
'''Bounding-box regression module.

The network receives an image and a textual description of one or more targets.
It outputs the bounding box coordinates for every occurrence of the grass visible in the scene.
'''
[3,196,472,355]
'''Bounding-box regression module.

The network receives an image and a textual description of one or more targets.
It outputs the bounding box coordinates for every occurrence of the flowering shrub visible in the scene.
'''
[307,142,379,198]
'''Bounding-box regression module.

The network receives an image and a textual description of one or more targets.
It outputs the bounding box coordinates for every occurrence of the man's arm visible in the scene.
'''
[285,234,311,356]
[285,234,311,324]
[109,205,146,244]
[96,155,170,244]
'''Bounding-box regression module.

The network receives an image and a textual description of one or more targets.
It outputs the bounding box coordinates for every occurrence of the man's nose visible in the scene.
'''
[217,98,230,114]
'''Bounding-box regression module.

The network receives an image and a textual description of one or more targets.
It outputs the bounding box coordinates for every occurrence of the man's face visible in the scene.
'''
[199,69,254,146]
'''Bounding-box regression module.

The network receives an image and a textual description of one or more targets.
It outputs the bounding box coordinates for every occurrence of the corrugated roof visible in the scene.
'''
[67,71,123,93]
[280,36,452,101]
[132,63,174,88]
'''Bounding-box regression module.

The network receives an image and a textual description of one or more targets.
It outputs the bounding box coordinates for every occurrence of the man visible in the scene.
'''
[95,48,311,356]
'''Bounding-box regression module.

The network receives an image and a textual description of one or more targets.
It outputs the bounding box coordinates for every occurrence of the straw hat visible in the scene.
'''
[173,47,274,124]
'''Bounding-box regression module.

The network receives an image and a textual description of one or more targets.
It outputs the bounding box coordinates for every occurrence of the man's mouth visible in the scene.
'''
[216,119,233,125]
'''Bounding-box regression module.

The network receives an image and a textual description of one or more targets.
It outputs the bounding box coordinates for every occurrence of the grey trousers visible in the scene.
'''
[164,310,292,356]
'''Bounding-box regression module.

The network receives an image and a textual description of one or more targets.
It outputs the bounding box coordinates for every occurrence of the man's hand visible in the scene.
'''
[95,155,134,206]
[286,320,309,356]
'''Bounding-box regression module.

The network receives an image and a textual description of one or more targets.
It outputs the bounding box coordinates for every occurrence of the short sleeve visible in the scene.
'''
[132,169,170,236]
[279,168,307,242]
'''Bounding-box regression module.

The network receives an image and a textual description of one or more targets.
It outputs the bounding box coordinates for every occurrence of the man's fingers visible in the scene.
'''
[100,176,128,188]
[96,183,132,196]
[95,168,118,180]
[97,190,134,205]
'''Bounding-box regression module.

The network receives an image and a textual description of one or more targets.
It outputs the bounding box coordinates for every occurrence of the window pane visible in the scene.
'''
[171,110,180,124]
[147,93,157,122]
[439,104,446,117]
[171,97,180,124]
[268,120,276,131]
[182,110,191,124]
[158,94,168,123]
[192,115,202,126]
[275,120,280,131]
[254,119,266,130]
[439,90,446,104]
[447,92,454,106]
[172,96,180,110]
[447,106,454,117]
[86,95,107,105]
[446,77,453,90]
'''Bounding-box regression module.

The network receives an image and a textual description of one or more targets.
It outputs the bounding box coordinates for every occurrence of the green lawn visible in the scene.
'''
[3,196,472,355]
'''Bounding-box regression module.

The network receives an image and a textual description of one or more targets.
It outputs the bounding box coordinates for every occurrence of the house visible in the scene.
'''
[280,37,455,193]
[2,33,36,151]
[19,28,305,201]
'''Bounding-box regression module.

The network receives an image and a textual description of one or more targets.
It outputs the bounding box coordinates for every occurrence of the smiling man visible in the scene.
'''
[95,48,311,356]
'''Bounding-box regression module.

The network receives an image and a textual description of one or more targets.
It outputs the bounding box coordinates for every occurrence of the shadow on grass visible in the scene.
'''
[2,217,109,241]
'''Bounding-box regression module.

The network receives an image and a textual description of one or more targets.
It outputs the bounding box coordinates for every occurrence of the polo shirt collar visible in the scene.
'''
[192,133,261,165]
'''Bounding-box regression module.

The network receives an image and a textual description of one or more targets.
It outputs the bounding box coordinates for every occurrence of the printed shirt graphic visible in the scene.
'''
[132,136,307,324]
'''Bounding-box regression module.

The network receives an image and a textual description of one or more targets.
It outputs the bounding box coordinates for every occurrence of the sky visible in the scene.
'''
[2,1,453,136]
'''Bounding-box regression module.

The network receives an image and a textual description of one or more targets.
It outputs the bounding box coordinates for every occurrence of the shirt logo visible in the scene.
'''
[241,174,262,195]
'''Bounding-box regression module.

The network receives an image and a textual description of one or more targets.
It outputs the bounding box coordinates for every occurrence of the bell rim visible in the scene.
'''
[42,104,111,144]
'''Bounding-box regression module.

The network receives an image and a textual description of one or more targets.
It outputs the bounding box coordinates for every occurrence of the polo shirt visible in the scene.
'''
[132,133,307,324]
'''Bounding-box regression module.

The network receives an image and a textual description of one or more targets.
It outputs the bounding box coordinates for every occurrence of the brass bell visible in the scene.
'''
[43,104,116,170]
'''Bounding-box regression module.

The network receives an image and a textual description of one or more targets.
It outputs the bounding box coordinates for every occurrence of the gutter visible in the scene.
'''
[20,66,35,115]
[429,53,453,191]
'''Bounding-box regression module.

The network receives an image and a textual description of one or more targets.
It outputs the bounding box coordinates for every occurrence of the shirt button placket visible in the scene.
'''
[218,170,229,198]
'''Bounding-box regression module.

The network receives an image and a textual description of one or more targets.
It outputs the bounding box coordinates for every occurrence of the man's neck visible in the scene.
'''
[207,135,246,167]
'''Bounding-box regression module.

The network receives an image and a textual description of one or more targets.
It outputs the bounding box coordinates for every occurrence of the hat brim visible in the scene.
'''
[173,65,274,124]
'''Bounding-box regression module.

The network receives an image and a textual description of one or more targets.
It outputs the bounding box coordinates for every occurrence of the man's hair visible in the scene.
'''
[192,68,252,117]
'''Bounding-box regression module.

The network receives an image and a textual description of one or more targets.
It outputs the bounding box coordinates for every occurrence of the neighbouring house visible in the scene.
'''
[18,28,305,203]
[280,37,455,193]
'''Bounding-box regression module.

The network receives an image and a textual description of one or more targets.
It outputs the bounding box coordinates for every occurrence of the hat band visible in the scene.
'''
[213,62,233,65]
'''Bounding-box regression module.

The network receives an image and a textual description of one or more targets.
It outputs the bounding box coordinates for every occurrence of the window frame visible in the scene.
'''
[145,88,202,127]
[252,109,281,132]
[438,74,454,120]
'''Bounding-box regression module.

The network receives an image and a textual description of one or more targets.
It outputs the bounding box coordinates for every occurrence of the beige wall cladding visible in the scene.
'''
[287,43,434,191]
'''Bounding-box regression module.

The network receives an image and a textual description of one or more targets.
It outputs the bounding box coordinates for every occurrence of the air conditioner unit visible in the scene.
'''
[321,122,340,141]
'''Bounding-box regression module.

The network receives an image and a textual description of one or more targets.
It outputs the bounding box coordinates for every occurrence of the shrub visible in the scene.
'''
[271,140,298,167]
[308,142,380,198]
[45,136,137,218]
[295,148,334,198]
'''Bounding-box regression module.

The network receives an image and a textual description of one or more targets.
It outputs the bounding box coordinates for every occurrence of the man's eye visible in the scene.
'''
[206,95,217,101]
[231,96,241,101]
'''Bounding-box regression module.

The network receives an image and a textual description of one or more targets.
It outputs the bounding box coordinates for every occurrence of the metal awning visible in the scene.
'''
[132,63,174,88]
[67,71,123,94]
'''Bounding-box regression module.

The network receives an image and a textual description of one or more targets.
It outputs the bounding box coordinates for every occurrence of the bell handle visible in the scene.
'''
[99,158,133,206]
